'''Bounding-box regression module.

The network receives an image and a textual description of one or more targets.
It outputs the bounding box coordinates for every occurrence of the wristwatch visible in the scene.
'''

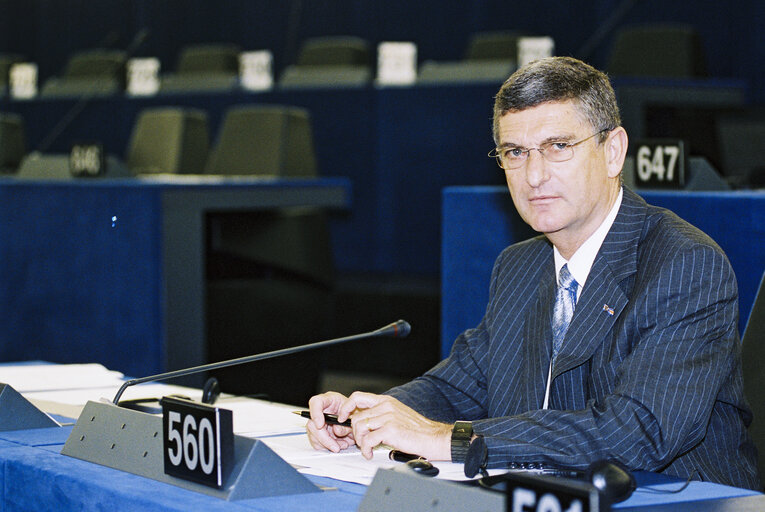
[451,421,473,462]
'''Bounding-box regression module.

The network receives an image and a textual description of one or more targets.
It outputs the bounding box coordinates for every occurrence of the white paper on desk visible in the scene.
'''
[259,433,471,485]
[0,363,125,392]
[219,397,307,437]
[25,383,205,407]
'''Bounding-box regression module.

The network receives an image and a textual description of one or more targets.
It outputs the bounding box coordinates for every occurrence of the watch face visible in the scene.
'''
[452,421,473,439]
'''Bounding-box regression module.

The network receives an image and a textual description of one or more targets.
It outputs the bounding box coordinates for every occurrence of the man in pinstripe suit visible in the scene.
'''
[307,57,761,490]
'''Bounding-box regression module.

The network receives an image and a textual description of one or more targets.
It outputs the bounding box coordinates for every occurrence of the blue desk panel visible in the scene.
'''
[0,178,350,380]
[441,187,765,356]
[0,181,164,377]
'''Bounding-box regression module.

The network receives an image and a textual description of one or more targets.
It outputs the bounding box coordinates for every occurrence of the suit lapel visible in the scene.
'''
[552,188,646,377]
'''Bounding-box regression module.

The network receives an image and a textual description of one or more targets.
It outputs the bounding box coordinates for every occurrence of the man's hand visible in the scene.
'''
[339,392,452,461]
[306,391,357,453]
[305,391,453,460]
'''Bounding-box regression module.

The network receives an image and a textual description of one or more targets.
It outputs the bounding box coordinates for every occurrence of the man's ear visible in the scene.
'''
[605,127,628,179]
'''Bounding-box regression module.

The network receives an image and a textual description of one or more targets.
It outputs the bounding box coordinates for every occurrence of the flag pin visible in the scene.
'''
[602,304,615,316]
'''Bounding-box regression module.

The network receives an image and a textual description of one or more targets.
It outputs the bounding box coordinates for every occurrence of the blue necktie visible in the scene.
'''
[551,264,579,362]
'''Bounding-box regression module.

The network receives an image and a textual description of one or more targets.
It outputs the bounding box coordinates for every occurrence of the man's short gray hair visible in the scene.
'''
[492,56,621,144]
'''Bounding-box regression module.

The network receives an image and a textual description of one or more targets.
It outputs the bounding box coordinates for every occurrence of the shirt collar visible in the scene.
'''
[554,187,623,295]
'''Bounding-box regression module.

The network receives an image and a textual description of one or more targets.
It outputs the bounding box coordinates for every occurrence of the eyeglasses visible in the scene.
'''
[489,129,609,170]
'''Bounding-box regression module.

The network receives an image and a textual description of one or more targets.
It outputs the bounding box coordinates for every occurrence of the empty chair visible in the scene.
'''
[742,269,765,490]
[206,207,335,406]
[278,36,371,89]
[205,105,316,176]
[417,60,514,85]
[204,104,333,405]
[0,113,25,174]
[295,36,370,67]
[40,49,127,97]
[464,30,528,62]
[160,43,240,93]
[126,107,209,175]
[715,110,765,188]
[415,30,528,85]
[278,65,371,88]
[607,24,707,78]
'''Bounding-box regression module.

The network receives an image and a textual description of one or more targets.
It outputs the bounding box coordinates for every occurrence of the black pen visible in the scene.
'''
[293,410,352,427]
[388,450,423,462]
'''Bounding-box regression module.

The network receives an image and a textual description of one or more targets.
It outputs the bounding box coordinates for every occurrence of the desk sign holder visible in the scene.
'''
[62,400,320,500]
[9,62,37,100]
[517,37,555,68]
[127,57,161,97]
[376,42,417,86]
[239,50,274,91]
[359,467,608,512]
[358,467,504,512]
[0,383,60,431]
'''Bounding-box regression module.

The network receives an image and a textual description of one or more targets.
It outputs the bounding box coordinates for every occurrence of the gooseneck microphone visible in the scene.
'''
[112,320,411,405]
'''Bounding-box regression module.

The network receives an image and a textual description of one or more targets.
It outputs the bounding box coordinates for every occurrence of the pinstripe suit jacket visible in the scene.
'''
[388,187,760,490]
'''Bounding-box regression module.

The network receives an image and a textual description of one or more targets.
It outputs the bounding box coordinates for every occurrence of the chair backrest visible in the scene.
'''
[63,49,127,78]
[296,36,370,67]
[160,44,241,93]
[205,105,317,177]
[715,110,765,185]
[175,43,240,74]
[0,113,25,173]
[607,24,706,78]
[464,31,526,61]
[277,65,371,89]
[277,36,371,89]
[208,208,334,288]
[41,49,126,97]
[126,107,209,175]
[742,269,765,490]
[417,60,514,85]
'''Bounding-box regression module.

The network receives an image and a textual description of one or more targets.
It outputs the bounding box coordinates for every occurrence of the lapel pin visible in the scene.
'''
[602,304,615,316]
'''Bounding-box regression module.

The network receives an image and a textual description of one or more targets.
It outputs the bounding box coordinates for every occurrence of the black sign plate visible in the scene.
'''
[160,396,233,489]
[629,138,687,189]
[69,143,106,177]
[504,471,607,512]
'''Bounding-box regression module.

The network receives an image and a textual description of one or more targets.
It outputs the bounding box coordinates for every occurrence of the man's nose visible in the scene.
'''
[524,149,550,187]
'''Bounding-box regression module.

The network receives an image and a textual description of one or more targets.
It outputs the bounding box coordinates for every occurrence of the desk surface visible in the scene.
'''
[0,416,759,511]
[0,362,760,511]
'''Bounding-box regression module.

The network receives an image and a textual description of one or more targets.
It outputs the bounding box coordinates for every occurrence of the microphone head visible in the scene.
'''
[377,320,412,338]
[391,319,411,338]
[372,320,411,338]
